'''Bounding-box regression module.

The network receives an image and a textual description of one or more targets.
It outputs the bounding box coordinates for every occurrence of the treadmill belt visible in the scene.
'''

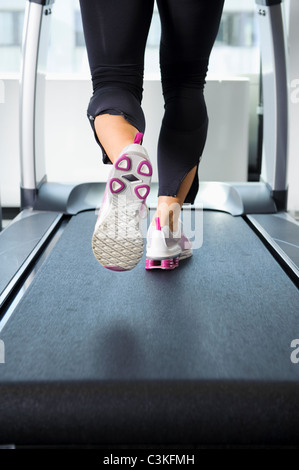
[0,210,299,446]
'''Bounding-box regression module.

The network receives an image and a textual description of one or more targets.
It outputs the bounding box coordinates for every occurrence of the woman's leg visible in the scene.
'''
[155,166,197,233]
[79,0,155,270]
[155,0,225,231]
[79,0,154,164]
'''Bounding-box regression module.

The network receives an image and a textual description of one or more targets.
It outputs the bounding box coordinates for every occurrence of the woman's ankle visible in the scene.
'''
[95,114,139,164]
[153,197,182,233]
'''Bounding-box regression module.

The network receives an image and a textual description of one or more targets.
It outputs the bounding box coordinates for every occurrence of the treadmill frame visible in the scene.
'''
[0,0,298,450]
[0,0,298,313]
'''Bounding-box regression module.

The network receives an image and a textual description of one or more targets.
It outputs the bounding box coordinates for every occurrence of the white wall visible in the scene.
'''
[0,75,21,207]
[0,75,251,208]
[0,79,4,102]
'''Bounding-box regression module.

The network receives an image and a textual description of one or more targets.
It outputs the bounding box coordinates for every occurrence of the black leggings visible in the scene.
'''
[79,0,224,203]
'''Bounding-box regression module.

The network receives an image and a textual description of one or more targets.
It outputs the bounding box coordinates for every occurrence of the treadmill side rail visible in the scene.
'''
[256,1,289,197]
[19,0,55,209]
[0,210,62,312]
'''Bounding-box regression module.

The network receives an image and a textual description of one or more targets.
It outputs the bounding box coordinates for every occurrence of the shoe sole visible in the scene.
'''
[145,249,192,271]
[92,152,152,271]
[145,256,180,270]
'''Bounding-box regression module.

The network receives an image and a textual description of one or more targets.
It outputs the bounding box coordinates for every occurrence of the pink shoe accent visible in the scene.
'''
[105,266,127,272]
[134,184,150,200]
[137,160,152,177]
[115,155,131,171]
[155,217,161,231]
[145,257,179,270]
[134,132,143,144]
[109,178,125,194]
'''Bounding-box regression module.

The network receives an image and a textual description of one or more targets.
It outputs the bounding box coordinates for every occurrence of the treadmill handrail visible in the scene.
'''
[256,0,289,204]
[19,0,55,209]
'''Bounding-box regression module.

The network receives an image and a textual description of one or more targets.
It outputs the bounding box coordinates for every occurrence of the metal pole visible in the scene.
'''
[19,0,55,209]
[255,0,289,210]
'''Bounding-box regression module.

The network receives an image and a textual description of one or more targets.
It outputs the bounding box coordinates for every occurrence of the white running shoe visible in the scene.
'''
[145,217,193,270]
[92,132,152,271]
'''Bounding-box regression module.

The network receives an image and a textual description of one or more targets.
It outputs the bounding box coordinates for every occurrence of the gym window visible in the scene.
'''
[217,11,258,48]
[74,9,84,48]
[0,10,24,47]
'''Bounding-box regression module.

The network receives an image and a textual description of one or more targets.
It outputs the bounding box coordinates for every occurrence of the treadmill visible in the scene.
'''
[0,0,298,448]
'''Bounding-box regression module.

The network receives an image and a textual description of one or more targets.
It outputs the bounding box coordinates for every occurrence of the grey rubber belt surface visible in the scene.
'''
[0,210,298,446]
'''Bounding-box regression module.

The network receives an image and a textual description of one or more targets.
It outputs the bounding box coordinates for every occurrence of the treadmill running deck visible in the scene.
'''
[0,210,298,446]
